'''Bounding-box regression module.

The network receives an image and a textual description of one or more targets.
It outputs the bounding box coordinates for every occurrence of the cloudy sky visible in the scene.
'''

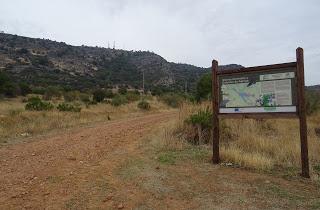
[0,0,319,85]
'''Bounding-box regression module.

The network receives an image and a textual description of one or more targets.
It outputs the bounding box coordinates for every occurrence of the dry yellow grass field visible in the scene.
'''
[166,102,320,178]
[1,97,319,178]
[0,97,171,144]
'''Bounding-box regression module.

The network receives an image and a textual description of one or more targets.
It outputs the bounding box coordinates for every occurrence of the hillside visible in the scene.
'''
[0,33,241,91]
[307,85,320,91]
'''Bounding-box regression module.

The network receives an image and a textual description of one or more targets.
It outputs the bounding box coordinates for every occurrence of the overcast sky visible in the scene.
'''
[0,0,319,85]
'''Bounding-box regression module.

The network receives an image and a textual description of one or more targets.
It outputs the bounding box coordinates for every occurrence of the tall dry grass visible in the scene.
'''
[171,102,320,172]
[0,97,170,143]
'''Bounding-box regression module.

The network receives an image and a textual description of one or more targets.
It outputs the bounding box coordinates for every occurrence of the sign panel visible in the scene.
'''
[212,48,310,178]
[218,67,297,114]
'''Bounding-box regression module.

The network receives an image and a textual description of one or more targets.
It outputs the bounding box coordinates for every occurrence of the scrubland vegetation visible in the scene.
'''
[1,69,319,179]
[0,87,176,144]
[158,101,320,180]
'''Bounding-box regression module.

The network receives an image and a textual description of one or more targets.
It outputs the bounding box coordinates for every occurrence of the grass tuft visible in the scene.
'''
[167,102,320,174]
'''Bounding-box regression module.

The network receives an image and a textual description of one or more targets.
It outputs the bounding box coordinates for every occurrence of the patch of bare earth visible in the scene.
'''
[0,112,319,209]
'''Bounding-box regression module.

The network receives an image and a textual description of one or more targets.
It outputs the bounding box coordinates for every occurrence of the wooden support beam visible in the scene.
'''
[212,60,220,164]
[296,47,310,178]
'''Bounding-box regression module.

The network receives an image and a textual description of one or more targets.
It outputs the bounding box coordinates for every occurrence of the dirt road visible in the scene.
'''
[0,112,319,209]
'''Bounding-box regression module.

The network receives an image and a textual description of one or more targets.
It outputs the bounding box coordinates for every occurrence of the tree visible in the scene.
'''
[0,72,19,97]
[196,73,212,101]
[93,89,106,102]
[3,83,19,97]
[118,87,127,95]
[0,72,10,87]
[19,83,32,96]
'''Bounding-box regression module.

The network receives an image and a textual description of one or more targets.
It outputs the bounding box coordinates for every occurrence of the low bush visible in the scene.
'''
[126,91,140,102]
[186,107,212,129]
[63,91,80,102]
[43,86,62,100]
[57,103,81,112]
[32,87,46,95]
[118,87,127,95]
[19,83,32,96]
[87,100,98,105]
[79,93,91,103]
[306,90,320,115]
[25,97,54,111]
[159,93,184,108]
[138,100,151,110]
[185,107,212,144]
[105,90,114,99]
[111,94,128,106]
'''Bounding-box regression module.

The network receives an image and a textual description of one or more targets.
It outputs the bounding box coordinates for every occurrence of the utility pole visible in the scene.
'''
[113,41,115,49]
[108,42,110,48]
[142,70,145,94]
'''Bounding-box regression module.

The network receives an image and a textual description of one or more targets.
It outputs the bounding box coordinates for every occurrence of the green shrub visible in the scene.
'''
[118,87,127,95]
[306,90,320,115]
[138,100,151,110]
[111,94,128,106]
[57,103,81,112]
[160,93,184,108]
[196,73,212,101]
[0,72,20,98]
[93,89,106,102]
[0,72,10,88]
[25,97,54,111]
[43,86,62,100]
[79,93,91,103]
[126,91,140,102]
[2,82,19,98]
[32,87,46,95]
[63,91,80,102]
[19,83,32,96]
[88,100,98,105]
[186,107,212,129]
[184,107,212,145]
[105,90,114,98]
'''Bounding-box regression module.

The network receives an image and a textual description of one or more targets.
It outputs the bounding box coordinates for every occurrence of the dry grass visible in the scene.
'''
[170,102,320,173]
[0,97,171,144]
[151,120,188,152]
[220,117,320,171]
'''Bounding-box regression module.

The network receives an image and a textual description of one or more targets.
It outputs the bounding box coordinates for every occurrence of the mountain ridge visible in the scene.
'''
[0,33,241,91]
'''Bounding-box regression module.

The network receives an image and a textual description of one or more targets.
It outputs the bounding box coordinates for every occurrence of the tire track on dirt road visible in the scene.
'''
[0,111,177,209]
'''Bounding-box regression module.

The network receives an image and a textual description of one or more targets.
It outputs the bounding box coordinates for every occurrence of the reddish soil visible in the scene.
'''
[0,112,319,210]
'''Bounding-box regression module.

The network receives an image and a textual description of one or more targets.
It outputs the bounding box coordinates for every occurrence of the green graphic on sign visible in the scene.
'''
[219,69,297,113]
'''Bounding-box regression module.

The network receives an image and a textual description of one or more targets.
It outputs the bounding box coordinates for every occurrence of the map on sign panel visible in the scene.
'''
[219,70,297,113]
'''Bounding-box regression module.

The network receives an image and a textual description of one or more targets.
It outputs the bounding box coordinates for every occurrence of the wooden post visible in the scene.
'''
[296,47,310,178]
[212,60,220,164]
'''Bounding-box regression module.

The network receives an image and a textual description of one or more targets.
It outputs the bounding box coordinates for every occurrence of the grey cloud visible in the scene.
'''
[0,0,319,85]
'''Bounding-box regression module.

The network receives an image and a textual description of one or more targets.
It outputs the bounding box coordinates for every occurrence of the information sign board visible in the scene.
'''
[219,68,297,114]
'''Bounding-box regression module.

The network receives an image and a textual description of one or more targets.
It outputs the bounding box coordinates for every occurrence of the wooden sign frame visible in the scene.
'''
[211,48,310,178]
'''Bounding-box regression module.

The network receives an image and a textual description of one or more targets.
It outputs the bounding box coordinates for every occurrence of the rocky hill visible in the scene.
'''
[307,85,320,91]
[0,33,241,91]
